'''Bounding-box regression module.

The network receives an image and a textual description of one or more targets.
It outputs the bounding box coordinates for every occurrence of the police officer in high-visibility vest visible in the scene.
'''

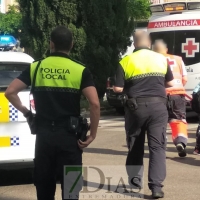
[153,39,188,157]
[5,26,100,200]
[113,31,174,199]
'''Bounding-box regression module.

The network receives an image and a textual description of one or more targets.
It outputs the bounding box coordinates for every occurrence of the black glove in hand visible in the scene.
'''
[24,111,37,135]
[24,110,32,118]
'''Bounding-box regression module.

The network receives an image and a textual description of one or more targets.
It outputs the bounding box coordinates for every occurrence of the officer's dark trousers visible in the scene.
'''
[125,101,168,192]
[196,114,200,148]
[33,124,82,200]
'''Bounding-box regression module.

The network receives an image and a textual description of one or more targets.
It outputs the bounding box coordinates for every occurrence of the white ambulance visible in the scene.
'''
[148,0,200,104]
[0,52,35,168]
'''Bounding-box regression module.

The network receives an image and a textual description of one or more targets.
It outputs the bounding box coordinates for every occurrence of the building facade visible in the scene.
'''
[0,0,17,13]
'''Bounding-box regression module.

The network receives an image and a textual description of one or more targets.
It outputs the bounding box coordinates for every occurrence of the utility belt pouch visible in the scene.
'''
[126,98,138,111]
[120,94,128,106]
[69,116,90,142]
[69,116,80,132]
[76,116,90,142]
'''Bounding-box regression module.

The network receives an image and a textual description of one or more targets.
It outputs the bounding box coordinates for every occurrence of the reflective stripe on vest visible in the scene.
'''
[30,56,84,92]
[120,49,167,80]
[165,54,185,95]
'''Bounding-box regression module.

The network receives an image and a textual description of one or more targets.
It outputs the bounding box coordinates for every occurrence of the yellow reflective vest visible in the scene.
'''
[30,55,84,92]
[120,49,168,81]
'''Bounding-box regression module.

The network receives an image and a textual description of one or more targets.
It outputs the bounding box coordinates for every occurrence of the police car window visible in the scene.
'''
[150,31,175,54]
[174,30,200,66]
[0,64,28,88]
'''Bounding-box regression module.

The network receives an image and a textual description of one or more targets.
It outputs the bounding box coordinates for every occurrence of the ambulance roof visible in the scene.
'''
[151,0,200,6]
[0,52,34,63]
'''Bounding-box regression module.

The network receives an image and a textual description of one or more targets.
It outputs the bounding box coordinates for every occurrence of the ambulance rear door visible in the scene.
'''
[148,14,200,97]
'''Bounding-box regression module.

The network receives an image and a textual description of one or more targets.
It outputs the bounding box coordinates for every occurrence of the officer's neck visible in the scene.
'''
[161,52,168,56]
[135,46,150,49]
[56,51,69,55]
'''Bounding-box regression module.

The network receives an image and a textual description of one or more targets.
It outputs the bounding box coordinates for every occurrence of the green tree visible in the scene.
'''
[127,0,150,30]
[79,0,135,96]
[17,0,150,96]
[17,0,86,59]
[128,0,150,21]
[0,5,22,38]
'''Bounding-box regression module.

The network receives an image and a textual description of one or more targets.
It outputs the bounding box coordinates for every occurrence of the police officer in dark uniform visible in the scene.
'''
[5,26,100,200]
[113,31,174,199]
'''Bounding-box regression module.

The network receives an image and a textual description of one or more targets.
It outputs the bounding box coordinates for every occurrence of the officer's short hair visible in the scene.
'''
[133,31,150,44]
[51,26,73,52]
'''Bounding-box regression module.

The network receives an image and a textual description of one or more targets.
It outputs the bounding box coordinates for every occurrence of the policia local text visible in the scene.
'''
[40,68,70,80]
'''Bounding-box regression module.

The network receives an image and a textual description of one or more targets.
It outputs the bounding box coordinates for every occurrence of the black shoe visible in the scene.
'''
[152,191,164,199]
[176,143,187,157]
[193,146,200,155]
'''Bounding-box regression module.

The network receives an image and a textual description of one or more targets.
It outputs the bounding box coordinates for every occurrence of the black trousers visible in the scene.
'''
[196,114,200,148]
[125,101,168,192]
[33,124,82,200]
[167,94,187,146]
[168,94,186,120]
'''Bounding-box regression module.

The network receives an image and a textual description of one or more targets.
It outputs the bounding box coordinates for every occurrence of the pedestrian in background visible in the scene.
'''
[153,40,188,157]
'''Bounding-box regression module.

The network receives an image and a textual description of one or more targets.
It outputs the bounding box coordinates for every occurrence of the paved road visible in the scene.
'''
[0,115,200,200]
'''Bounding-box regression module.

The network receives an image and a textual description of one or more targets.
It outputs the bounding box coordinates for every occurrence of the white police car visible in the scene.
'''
[0,52,35,168]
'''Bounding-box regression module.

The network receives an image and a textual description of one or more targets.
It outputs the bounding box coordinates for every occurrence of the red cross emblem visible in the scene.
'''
[182,38,199,58]
[166,57,176,71]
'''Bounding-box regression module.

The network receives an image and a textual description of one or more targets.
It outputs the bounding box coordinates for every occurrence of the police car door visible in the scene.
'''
[0,61,36,166]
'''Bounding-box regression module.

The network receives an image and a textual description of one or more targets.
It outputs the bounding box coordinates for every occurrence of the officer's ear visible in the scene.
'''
[50,41,55,53]
[70,41,74,51]
[147,38,152,49]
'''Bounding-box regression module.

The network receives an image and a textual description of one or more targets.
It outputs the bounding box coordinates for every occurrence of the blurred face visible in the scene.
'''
[153,42,168,54]
[133,37,151,49]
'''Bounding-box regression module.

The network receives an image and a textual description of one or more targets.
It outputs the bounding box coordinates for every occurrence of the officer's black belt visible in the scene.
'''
[36,117,71,127]
[136,97,167,104]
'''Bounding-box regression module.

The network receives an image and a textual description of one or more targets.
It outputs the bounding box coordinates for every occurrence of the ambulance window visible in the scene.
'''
[0,64,28,89]
[174,30,200,66]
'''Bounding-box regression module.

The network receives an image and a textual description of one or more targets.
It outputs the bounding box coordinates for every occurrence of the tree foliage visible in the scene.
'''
[17,0,86,59]
[0,5,22,38]
[79,0,135,96]
[17,0,150,96]
[128,0,150,21]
